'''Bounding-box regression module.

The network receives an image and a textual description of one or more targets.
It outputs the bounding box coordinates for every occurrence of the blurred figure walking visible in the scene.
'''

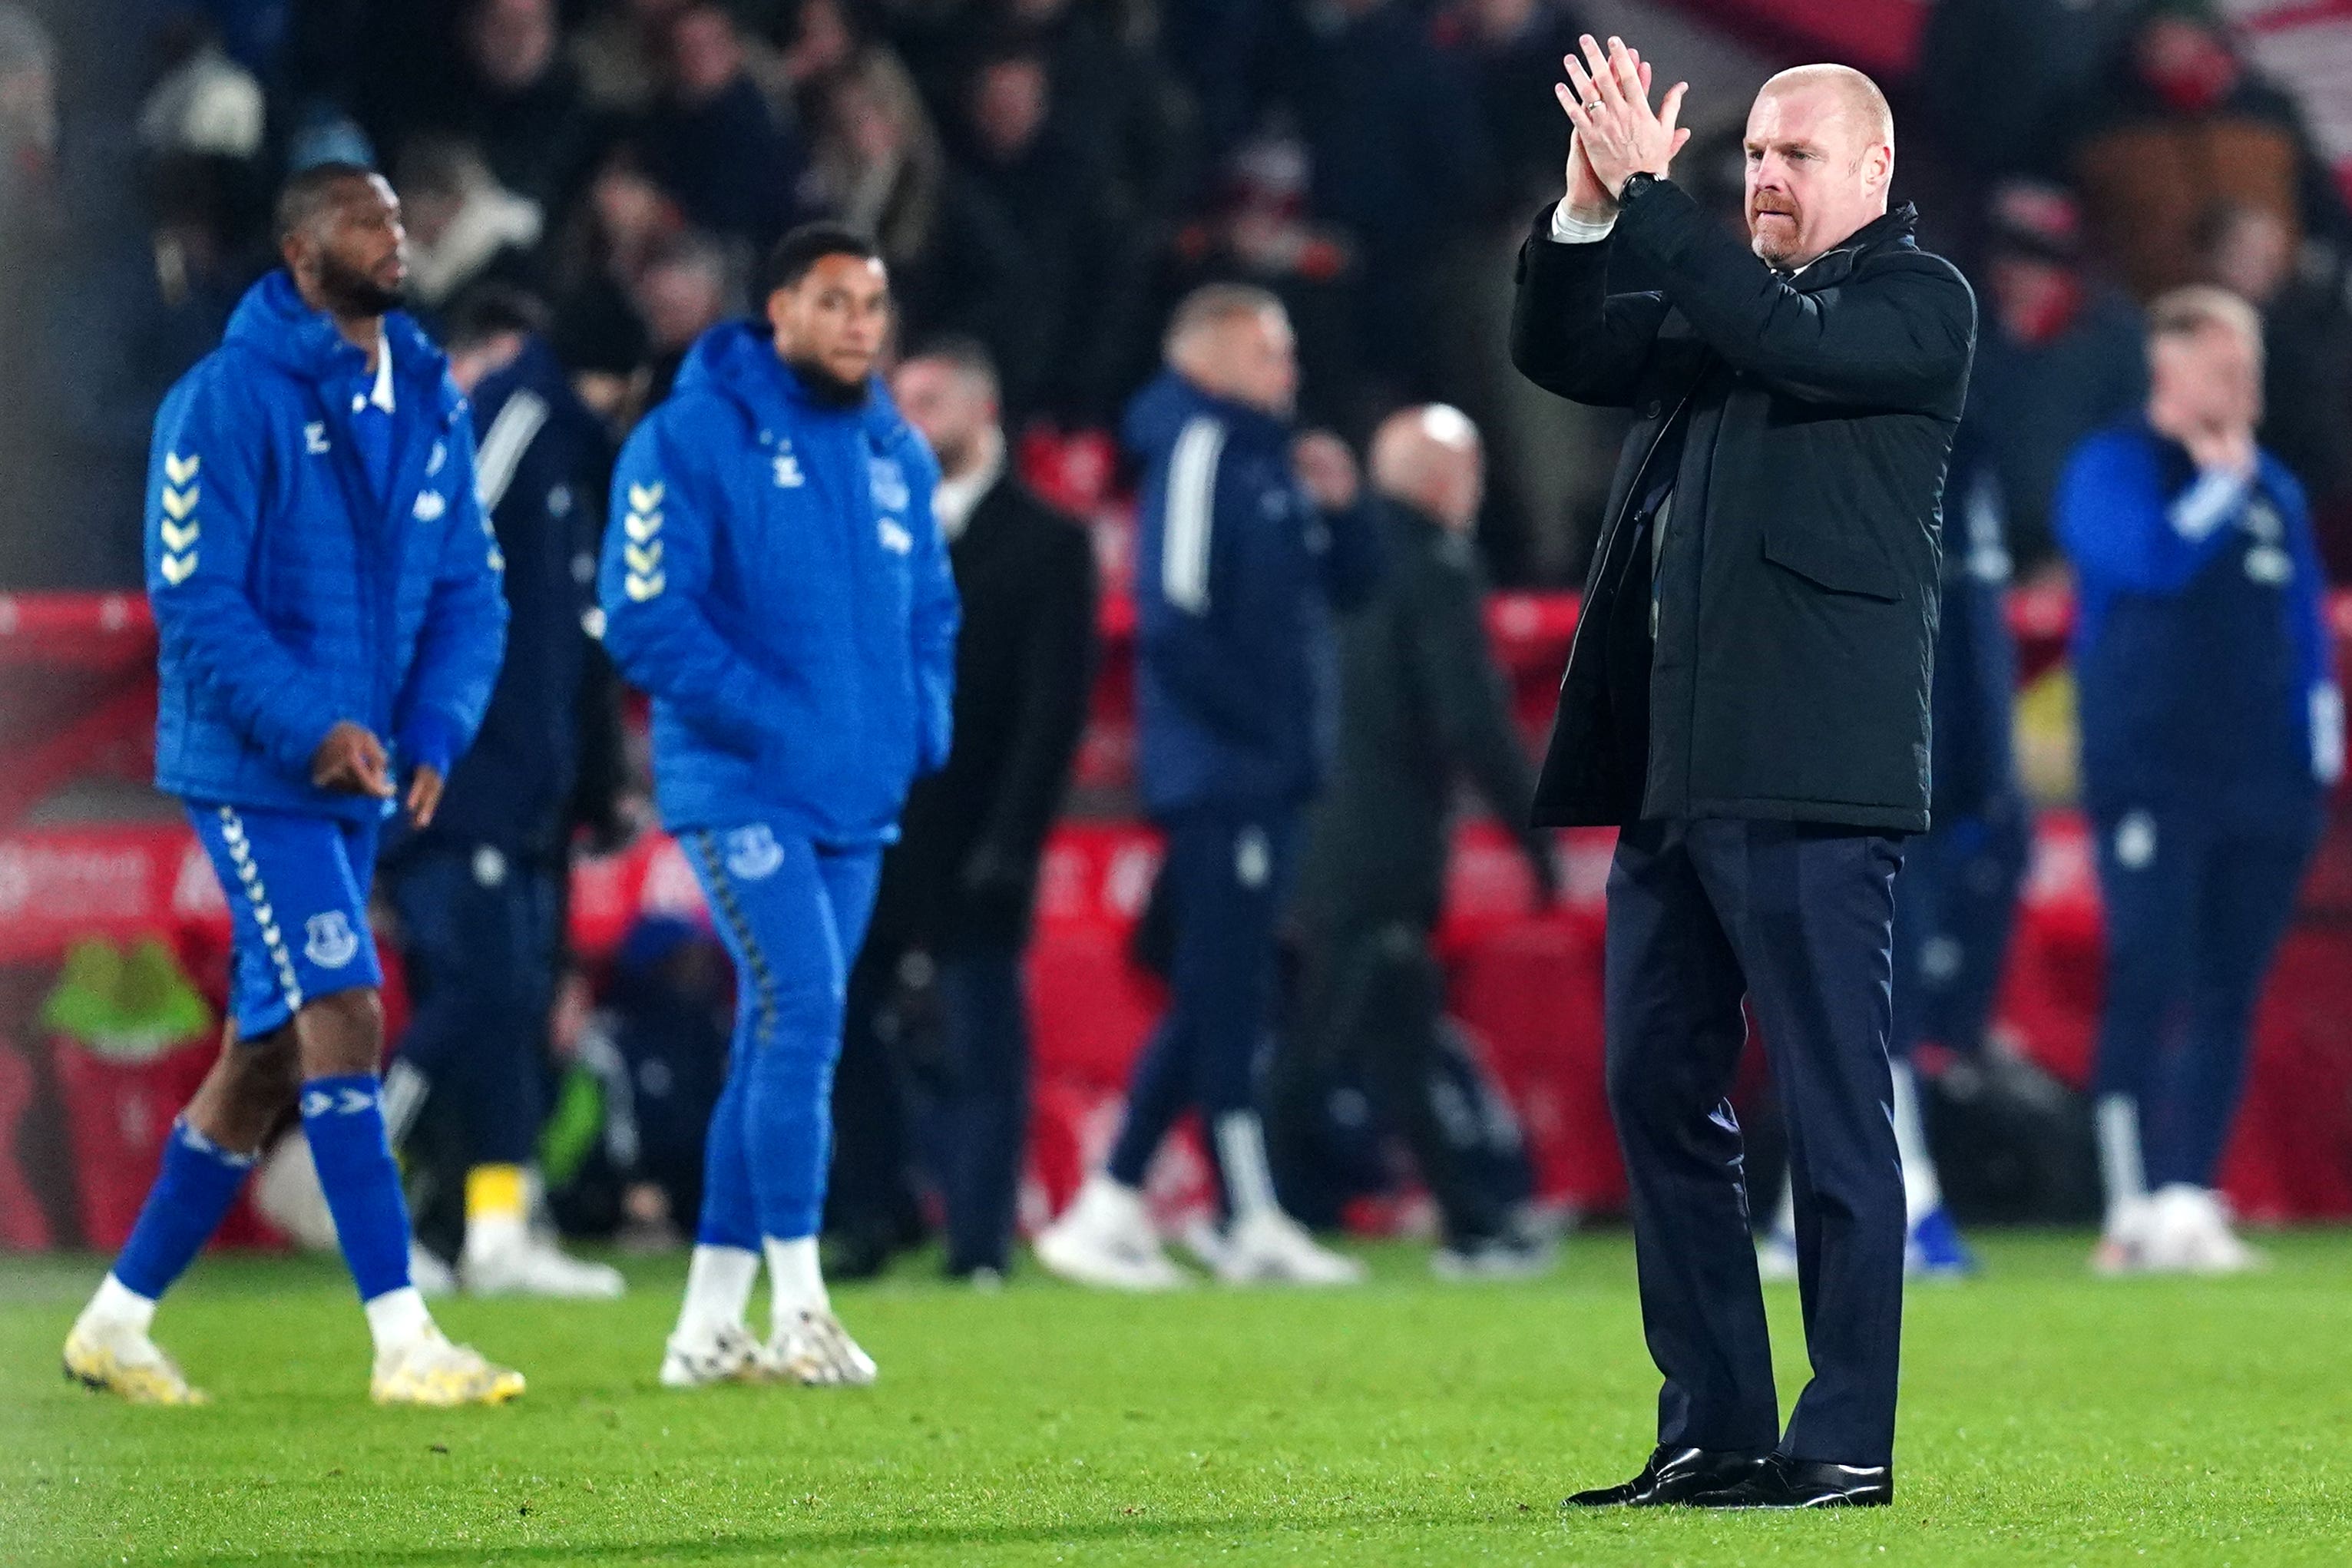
[1267,404,1558,1279]
[2059,286,2340,1275]
[1036,286,1379,1289]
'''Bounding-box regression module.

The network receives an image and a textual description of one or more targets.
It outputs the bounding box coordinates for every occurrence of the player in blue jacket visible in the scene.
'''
[601,225,958,1387]
[64,165,518,1407]
[1037,284,1380,1290]
[2059,287,2342,1275]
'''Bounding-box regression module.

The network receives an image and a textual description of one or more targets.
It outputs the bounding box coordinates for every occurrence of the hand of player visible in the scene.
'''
[1293,431,1361,513]
[1556,35,1690,200]
[310,721,395,799]
[405,763,445,829]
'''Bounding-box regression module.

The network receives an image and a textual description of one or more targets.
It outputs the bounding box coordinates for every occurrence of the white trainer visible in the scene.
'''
[63,1315,208,1405]
[1034,1174,1191,1291]
[462,1232,627,1298]
[659,1322,771,1388]
[370,1327,525,1406]
[1214,1209,1367,1286]
[2143,1184,2264,1275]
[771,1307,878,1387]
[2091,1196,2155,1275]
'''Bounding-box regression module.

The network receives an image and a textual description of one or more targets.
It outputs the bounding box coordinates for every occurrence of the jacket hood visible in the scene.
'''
[673,319,910,444]
[224,270,445,390]
[1122,369,1289,459]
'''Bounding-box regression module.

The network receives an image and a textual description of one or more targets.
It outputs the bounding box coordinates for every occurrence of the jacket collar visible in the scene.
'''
[225,270,449,406]
[1784,202,1920,293]
[673,319,909,445]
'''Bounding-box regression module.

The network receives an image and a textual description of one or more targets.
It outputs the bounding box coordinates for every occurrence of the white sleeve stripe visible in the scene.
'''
[473,390,550,515]
[2168,468,2246,542]
[1162,416,1225,614]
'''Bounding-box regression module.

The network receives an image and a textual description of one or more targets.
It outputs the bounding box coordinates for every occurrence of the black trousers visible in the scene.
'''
[1271,916,1508,1247]
[1605,817,1906,1467]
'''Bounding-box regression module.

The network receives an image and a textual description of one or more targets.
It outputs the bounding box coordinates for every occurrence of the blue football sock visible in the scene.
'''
[111,1119,256,1301]
[695,1068,759,1250]
[300,1074,413,1302]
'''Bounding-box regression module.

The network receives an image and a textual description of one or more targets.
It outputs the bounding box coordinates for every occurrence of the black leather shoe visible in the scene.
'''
[1563,1446,1770,1507]
[1689,1454,1893,1509]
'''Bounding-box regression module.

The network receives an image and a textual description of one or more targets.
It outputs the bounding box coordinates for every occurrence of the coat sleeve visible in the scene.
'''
[146,368,348,776]
[1136,418,1284,747]
[1616,180,1976,412]
[1404,549,1546,866]
[597,403,798,750]
[1509,203,1671,409]
[974,514,1098,863]
[905,447,961,776]
[395,409,511,778]
[2055,432,2235,596]
[1319,493,1384,614]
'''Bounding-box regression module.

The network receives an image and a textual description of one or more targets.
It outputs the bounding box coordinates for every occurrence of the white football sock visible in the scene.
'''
[676,1243,759,1339]
[1890,1062,1943,1226]
[1213,1111,1281,1224]
[2095,1093,2148,1232]
[766,1236,829,1322]
[362,1286,432,1355]
[83,1273,157,1335]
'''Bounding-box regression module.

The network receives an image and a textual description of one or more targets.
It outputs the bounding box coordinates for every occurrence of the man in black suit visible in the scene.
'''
[1270,404,1558,1279]
[1515,41,1975,1509]
[829,337,1099,1283]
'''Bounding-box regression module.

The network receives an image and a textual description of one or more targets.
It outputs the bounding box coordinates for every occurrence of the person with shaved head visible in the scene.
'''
[1514,39,1976,1509]
[1268,405,1560,1280]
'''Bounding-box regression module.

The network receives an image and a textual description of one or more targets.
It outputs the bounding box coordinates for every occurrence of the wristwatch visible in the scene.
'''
[1619,171,1662,205]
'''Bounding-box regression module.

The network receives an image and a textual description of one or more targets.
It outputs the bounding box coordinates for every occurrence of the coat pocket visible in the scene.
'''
[1762,523,1902,602]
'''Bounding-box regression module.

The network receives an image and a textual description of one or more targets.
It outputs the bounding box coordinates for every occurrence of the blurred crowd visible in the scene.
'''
[4,1,2352,589]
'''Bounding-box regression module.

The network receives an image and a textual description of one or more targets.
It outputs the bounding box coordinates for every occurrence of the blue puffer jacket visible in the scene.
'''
[599,322,959,841]
[1126,371,1380,816]
[146,272,509,821]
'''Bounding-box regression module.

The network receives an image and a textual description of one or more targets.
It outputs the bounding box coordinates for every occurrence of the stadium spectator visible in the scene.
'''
[1427,0,1603,585]
[1967,180,2146,568]
[2198,200,2352,575]
[1284,0,1490,416]
[801,46,1027,391]
[1035,283,1378,1292]
[628,227,739,413]
[545,143,685,396]
[443,0,606,218]
[954,40,1143,424]
[1266,403,1558,1279]
[65,164,519,1407]
[988,0,1198,222]
[571,0,691,115]
[640,2,802,249]
[2066,6,2344,305]
[1914,0,2138,187]
[2058,286,2340,1275]
[600,223,958,1389]
[833,337,1098,1284]
[379,285,624,1301]
[391,137,544,323]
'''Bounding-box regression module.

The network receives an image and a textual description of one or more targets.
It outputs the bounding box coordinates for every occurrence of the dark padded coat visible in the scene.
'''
[1510,182,1977,833]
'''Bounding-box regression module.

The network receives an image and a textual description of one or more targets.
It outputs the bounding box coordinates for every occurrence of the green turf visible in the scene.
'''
[5,1231,2352,1566]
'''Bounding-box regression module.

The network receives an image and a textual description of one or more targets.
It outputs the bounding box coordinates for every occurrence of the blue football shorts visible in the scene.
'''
[186,801,384,1039]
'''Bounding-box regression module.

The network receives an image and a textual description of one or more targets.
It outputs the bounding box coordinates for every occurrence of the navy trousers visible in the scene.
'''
[1107,806,1299,1191]
[2089,802,2318,1190]
[1605,818,1906,1467]
[915,948,1031,1275]
[387,845,559,1167]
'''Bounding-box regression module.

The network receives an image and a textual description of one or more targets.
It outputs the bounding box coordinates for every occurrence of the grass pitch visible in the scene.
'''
[5,1231,2352,1566]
